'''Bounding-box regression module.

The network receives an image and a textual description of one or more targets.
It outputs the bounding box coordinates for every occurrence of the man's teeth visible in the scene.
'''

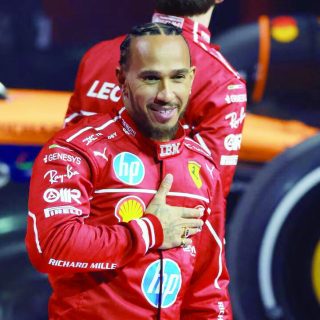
[159,109,172,114]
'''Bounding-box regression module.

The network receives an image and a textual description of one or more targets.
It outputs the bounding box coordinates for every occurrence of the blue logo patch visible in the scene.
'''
[113,152,145,185]
[141,259,182,308]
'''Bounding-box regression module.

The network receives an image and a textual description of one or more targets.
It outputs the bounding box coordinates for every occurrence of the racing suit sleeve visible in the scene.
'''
[180,174,232,319]
[25,142,163,274]
[187,78,247,197]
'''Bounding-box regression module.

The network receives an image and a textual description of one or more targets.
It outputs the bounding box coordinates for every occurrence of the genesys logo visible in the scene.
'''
[141,259,182,308]
[44,205,82,218]
[225,94,247,104]
[43,188,81,204]
[113,152,145,185]
[43,153,81,165]
[87,80,121,102]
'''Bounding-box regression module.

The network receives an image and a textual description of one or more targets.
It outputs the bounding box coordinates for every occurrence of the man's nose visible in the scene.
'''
[156,79,175,102]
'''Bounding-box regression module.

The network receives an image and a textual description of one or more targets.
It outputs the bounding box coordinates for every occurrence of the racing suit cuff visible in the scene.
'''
[141,214,164,250]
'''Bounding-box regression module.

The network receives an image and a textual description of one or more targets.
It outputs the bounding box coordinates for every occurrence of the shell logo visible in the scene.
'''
[271,16,299,43]
[114,196,145,222]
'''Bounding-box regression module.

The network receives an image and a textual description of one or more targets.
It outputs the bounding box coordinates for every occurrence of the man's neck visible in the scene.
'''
[188,6,214,28]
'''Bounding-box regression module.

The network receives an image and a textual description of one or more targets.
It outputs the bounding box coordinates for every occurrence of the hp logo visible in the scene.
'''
[141,259,182,308]
[113,152,145,185]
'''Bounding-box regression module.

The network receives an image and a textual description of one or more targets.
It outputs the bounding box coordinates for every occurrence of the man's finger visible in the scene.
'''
[180,207,204,219]
[154,174,173,201]
[179,218,204,229]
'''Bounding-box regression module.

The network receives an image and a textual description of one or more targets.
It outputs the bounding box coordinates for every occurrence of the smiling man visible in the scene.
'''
[117,24,195,141]
[26,23,232,319]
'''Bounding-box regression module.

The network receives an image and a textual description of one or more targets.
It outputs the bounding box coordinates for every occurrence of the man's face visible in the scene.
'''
[118,35,195,141]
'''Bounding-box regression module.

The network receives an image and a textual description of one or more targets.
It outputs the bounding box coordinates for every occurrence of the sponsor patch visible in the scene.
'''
[121,118,136,136]
[224,134,242,151]
[152,13,184,29]
[205,163,215,178]
[44,165,79,184]
[107,132,117,140]
[43,188,81,204]
[218,301,226,319]
[220,155,238,166]
[48,258,117,270]
[141,259,182,308]
[43,153,81,164]
[159,142,181,158]
[113,152,145,185]
[87,80,121,102]
[44,205,82,218]
[225,107,246,129]
[93,147,108,161]
[188,161,202,189]
[225,94,247,104]
[82,133,103,146]
[182,244,197,257]
[115,196,145,222]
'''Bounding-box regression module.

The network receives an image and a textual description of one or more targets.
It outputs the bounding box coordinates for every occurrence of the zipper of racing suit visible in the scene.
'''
[157,160,164,320]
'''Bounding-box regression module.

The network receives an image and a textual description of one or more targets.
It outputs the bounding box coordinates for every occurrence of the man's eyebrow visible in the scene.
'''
[138,70,161,77]
[138,68,190,77]
[171,68,190,74]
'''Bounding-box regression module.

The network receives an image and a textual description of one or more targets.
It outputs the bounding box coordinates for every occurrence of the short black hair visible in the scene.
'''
[155,0,214,17]
[120,22,187,70]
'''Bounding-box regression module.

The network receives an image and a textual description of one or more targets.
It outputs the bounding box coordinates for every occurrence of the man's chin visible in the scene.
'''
[147,123,179,141]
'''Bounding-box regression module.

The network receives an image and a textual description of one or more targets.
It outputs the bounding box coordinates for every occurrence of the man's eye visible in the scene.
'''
[143,76,159,82]
[173,74,186,80]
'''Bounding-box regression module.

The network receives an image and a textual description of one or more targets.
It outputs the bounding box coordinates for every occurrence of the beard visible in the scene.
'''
[127,89,186,141]
[133,114,180,141]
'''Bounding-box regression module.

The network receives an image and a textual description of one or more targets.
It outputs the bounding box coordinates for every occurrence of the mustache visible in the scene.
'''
[147,102,179,109]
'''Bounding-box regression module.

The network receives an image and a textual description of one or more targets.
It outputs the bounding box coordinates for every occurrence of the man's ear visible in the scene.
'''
[190,66,196,85]
[116,67,126,86]
[189,66,196,95]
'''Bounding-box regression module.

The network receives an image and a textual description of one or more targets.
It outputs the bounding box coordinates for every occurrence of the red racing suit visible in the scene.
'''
[65,13,247,196]
[26,106,231,319]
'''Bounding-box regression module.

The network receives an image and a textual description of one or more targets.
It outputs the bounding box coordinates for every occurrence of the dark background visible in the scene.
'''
[0,0,319,91]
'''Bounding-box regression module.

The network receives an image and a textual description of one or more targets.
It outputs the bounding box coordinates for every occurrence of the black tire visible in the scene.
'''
[228,134,320,320]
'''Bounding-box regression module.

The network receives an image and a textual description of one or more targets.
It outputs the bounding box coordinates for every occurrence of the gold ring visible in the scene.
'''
[182,226,190,238]
[181,237,187,248]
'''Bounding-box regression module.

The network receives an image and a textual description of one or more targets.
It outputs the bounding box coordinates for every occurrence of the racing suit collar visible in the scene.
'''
[152,13,211,44]
[117,106,186,161]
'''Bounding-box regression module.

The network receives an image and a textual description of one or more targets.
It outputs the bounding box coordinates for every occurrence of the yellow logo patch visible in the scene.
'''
[115,196,145,222]
[188,161,202,189]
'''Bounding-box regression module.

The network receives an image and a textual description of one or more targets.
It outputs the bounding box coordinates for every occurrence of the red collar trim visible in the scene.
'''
[117,107,186,160]
[152,13,211,44]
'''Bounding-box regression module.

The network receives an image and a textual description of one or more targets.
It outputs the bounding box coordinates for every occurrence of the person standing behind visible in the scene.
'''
[26,23,232,319]
[64,0,247,197]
